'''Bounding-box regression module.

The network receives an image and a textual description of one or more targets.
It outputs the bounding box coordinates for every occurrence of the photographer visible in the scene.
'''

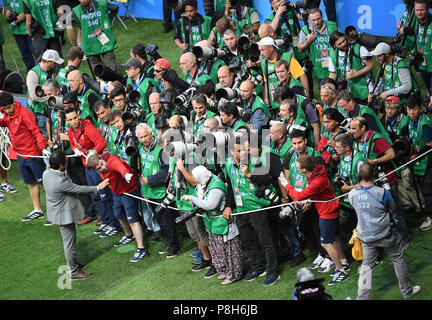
[130,44,155,79]
[182,165,243,285]
[190,94,218,136]
[222,138,280,286]
[154,58,171,90]
[109,86,129,114]
[397,0,417,49]
[282,129,329,272]
[4,0,35,72]
[333,132,368,229]
[94,99,117,153]
[258,37,309,109]
[26,49,63,138]
[219,102,250,134]
[319,81,344,134]
[368,42,417,106]
[174,0,213,52]
[122,57,160,114]
[216,65,238,89]
[317,107,346,170]
[67,69,99,124]
[193,40,227,85]
[239,80,270,132]
[23,0,62,63]
[147,92,175,137]
[328,31,374,104]
[275,59,307,97]
[411,0,432,100]
[135,123,177,245]
[348,162,420,300]
[70,0,120,74]
[265,0,306,63]
[270,121,292,161]
[297,8,338,91]
[56,46,85,93]
[223,0,260,34]
[279,98,314,147]
[406,95,432,231]
[337,90,391,141]
[180,51,214,87]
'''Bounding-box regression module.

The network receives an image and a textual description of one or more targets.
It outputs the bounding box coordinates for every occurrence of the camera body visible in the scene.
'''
[146,44,162,62]
[155,186,177,214]
[334,175,350,190]
[175,206,202,224]
[7,10,19,25]
[369,97,385,113]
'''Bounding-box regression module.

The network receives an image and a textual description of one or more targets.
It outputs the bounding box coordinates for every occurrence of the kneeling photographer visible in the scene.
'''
[181,165,243,284]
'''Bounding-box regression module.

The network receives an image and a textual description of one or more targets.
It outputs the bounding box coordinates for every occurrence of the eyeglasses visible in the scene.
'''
[154,69,164,73]
[112,98,125,103]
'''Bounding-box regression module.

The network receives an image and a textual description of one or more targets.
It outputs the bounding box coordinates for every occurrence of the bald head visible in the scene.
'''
[217,66,234,88]
[240,80,254,100]
[270,122,287,143]
[258,24,275,39]
[180,51,197,74]
[67,69,84,92]
[204,117,219,132]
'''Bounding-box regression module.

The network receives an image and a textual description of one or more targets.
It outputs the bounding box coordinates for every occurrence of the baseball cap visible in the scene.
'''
[42,49,64,64]
[256,36,279,49]
[370,42,391,56]
[121,57,142,69]
[155,58,170,70]
[385,96,400,105]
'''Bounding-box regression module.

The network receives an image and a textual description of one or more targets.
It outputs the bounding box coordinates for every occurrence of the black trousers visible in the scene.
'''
[147,199,180,251]
[297,207,327,257]
[236,210,278,275]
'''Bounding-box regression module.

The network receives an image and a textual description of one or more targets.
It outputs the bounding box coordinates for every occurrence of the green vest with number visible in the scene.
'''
[287,147,322,190]
[262,52,304,109]
[96,118,117,153]
[224,157,271,213]
[414,19,432,72]
[357,104,392,144]
[171,153,200,211]
[191,110,217,136]
[301,21,338,80]
[400,5,415,49]
[180,15,212,47]
[353,131,383,160]
[29,64,56,114]
[78,86,99,125]
[337,151,368,208]
[139,143,167,199]
[202,175,228,235]
[73,0,117,55]
[126,76,158,114]
[329,44,370,101]
[383,58,418,106]
[5,0,28,35]
[408,114,432,176]
[23,0,57,39]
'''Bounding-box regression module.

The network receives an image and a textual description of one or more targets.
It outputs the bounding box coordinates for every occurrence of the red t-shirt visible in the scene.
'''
[0,101,46,158]
[98,153,137,195]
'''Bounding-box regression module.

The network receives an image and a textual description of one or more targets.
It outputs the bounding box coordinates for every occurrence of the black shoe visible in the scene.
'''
[166,248,178,259]
[290,252,307,267]
[149,231,163,242]
[158,246,170,255]
[204,265,218,279]
[144,229,153,237]
[192,259,211,272]
[163,23,173,33]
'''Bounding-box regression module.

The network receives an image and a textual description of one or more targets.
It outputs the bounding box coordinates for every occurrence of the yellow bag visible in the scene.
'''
[348,229,363,261]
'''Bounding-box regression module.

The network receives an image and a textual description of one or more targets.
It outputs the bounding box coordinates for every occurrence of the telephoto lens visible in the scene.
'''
[155,187,176,214]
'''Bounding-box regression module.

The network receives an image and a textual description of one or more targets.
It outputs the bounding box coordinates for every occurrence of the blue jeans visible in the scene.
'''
[14,34,35,72]
[85,167,119,228]
[34,113,47,138]
[141,199,161,232]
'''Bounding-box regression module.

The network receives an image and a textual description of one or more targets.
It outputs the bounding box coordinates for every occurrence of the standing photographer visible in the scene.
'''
[71,0,120,74]
[4,0,35,72]
[328,31,374,104]
[239,80,270,132]
[348,163,420,300]
[23,0,62,63]
[174,0,213,52]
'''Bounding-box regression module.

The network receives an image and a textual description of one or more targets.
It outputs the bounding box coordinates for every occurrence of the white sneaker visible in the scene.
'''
[419,217,432,231]
[405,285,421,299]
[317,258,335,273]
[0,191,4,202]
[308,255,325,270]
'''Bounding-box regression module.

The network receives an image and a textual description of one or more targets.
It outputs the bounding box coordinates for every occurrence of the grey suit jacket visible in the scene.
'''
[43,169,99,226]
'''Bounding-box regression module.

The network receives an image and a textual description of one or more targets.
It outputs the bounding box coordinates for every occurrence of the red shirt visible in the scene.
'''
[99,153,136,195]
[0,101,46,158]
[68,118,107,168]
[285,164,340,220]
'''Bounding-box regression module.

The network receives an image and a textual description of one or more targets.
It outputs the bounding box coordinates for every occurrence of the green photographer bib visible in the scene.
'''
[139,143,167,200]
[23,0,57,39]
[202,175,228,235]
[408,114,432,176]
[5,0,28,35]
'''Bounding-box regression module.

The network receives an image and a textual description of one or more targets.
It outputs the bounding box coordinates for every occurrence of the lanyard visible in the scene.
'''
[86,1,100,26]
[231,164,243,185]
[101,121,111,139]
[80,84,87,102]
[139,139,154,168]
[312,25,329,51]
[134,72,145,90]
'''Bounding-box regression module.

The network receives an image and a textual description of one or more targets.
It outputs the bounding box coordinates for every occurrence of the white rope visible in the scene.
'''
[124,147,432,219]
[0,127,12,170]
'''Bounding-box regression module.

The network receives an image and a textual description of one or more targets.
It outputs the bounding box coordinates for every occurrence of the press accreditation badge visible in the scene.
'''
[292,36,299,47]
[234,187,243,207]
[95,28,109,45]
[321,50,330,69]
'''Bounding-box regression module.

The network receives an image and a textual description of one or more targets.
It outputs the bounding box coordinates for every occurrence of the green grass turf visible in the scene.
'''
[1,16,432,301]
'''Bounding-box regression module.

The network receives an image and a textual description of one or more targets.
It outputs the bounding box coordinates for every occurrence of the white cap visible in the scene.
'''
[256,36,279,49]
[370,42,391,56]
[42,49,64,64]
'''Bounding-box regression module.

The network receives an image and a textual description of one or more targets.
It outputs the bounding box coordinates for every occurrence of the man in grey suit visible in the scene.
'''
[43,149,109,280]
